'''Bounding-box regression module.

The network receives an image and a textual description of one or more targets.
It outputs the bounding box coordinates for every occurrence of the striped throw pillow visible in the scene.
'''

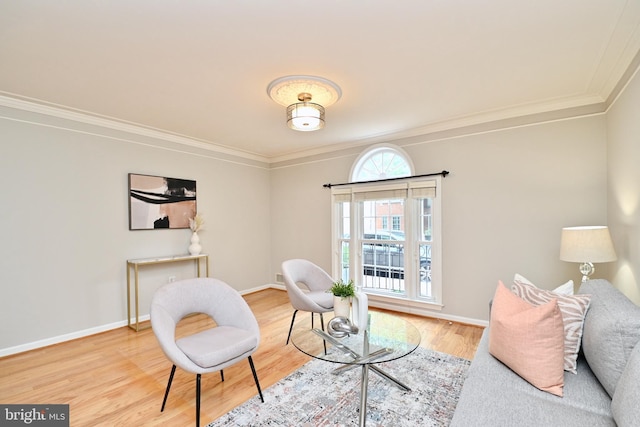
[512,280,591,374]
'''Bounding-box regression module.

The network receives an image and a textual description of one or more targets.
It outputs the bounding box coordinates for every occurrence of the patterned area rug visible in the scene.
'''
[206,347,471,427]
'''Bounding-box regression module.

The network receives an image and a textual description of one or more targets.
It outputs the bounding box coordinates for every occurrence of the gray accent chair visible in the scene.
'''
[281,259,335,344]
[150,278,263,427]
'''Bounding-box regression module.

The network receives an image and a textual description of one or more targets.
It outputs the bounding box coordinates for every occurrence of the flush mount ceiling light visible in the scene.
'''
[267,75,342,132]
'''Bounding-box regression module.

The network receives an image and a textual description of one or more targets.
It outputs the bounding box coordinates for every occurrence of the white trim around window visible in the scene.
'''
[331,177,443,313]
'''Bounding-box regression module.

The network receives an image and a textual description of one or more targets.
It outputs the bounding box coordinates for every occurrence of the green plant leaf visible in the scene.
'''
[328,279,355,297]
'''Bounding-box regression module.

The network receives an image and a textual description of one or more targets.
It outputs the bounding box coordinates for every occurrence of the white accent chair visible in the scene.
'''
[150,278,263,427]
[281,259,335,344]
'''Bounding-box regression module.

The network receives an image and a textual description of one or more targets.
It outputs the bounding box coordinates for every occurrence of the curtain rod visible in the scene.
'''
[323,170,449,188]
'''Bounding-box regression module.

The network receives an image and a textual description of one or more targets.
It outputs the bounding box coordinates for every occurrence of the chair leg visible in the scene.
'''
[320,313,327,354]
[286,310,299,345]
[220,370,224,382]
[248,356,264,403]
[161,365,176,412]
[196,374,201,427]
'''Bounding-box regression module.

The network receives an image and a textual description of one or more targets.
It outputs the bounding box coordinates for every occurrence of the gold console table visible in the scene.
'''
[126,254,209,331]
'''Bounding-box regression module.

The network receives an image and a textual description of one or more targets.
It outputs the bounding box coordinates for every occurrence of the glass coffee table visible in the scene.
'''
[291,311,421,427]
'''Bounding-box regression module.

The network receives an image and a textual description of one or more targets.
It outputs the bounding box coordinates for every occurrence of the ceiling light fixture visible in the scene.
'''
[267,75,342,132]
[286,92,324,131]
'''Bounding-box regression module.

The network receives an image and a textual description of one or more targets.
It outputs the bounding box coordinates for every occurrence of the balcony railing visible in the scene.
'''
[361,268,432,299]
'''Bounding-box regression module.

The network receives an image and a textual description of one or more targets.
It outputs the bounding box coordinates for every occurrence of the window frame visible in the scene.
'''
[349,144,415,183]
[331,178,443,311]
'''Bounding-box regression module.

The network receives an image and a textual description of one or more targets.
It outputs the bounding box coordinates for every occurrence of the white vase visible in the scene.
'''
[333,296,351,318]
[188,232,202,255]
[352,290,369,330]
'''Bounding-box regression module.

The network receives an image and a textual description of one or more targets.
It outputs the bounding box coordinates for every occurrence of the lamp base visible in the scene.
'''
[579,262,595,283]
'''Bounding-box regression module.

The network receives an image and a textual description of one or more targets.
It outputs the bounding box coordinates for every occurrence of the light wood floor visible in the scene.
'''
[0,289,484,426]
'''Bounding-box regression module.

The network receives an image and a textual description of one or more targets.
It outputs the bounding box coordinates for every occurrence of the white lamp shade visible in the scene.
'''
[560,226,617,263]
[287,102,325,131]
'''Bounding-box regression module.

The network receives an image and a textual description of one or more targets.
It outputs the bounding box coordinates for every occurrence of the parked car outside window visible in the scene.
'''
[361,231,431,281]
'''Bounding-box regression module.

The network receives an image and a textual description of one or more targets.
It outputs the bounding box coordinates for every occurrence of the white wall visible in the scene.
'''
[0,106,271,352]
[270,153,355,275]
[607,67,640,304]
[270,115,609,322]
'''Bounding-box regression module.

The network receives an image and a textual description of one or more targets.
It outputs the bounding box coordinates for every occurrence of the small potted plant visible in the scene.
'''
[329,279,355,318]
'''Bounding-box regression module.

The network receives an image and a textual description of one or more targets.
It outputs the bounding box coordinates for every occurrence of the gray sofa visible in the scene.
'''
[450,279,640,427]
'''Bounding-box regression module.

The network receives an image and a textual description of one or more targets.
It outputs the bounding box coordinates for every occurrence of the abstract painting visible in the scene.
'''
[128,173,196,230]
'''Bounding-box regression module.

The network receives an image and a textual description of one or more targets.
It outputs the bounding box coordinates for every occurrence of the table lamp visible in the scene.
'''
[560,226,617,282]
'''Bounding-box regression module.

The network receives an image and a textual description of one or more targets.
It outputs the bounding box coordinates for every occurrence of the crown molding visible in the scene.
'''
[0,93,270,164]
[0,87,620,166]
[269,95,607,164]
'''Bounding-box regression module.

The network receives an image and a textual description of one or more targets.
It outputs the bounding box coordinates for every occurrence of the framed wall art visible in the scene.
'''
[128,173,196,230]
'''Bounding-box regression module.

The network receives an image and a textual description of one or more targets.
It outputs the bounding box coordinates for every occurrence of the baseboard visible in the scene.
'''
[0,283,485,357]
[240,283,286,294]
[0,284,284,357]
[245,285,488,327]
[0,318,138,358]
[367,298,489,327]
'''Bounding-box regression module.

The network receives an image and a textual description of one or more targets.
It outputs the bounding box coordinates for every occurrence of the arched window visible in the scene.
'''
[351,145,414,182]
[333,144,442,312]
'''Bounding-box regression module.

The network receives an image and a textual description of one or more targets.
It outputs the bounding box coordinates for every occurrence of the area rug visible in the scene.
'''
[206,347,470,427]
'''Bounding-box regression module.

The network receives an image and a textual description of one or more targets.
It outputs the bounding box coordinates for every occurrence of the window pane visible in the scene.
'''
[341,202,350,238]
[361,199,406,295]
[419,243,432,298]
[361,240,405,294]
[354,149,411,182]
[363,199,404,235]
[420,198,432,241]
[341,241,350,282]
[392,216,401,231]
[418,198,433,299]
[336,201,351,282]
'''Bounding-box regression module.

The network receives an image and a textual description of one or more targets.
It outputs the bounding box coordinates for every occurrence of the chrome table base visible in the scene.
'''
[312,328,412,426]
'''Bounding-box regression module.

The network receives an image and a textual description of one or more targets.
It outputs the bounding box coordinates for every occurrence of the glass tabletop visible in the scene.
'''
[291,311,421,365]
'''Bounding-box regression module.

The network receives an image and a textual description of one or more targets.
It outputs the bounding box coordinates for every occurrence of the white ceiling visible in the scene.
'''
[2,1,640,162]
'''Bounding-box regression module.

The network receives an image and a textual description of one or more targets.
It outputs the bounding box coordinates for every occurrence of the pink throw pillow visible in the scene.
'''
[489,281,565,396]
